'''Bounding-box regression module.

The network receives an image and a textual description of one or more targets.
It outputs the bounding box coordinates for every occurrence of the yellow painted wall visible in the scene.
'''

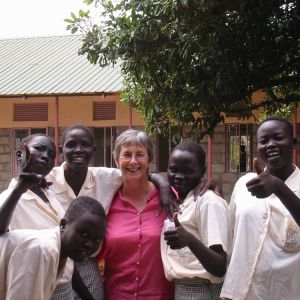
[0,89,277,128]
[0,94,144,128]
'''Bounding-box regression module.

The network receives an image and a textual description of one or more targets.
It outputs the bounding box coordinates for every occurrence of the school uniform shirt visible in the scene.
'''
[161,190,230,283]
[0,179,73,285]
[221,166,300,300]
[100,188,174,300]
[47,164,122,213]
[0,226,65,300]
[0,179,64,229]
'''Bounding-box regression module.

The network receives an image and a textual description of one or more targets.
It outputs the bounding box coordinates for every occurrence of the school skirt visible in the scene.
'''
[51,282,73,300]
[175,277,222,300]
[73,258,104,300]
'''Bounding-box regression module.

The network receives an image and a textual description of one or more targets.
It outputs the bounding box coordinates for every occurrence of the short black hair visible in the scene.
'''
[64,196,106,223]
[62,125,94,145]
[172,141,206,170]
[259,116,294,140]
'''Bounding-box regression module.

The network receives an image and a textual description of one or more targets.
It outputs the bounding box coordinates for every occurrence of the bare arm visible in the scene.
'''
[247,173,300,226]
[149,173,180,218]
[0,145,43,234]
[247,159,300,226]
[164,213,227,277]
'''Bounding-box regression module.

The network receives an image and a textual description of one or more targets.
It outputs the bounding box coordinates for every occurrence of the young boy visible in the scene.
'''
[0,196,106,300]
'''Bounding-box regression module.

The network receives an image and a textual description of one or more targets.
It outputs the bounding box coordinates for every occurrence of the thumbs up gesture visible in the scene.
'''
[164,213,192,250]
[246,157,281,198]
[253,157,263,175]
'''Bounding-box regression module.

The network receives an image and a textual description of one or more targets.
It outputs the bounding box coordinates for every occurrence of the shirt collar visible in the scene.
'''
[284,164,300,193]
[179,190,195,208]
[50,162,95,194]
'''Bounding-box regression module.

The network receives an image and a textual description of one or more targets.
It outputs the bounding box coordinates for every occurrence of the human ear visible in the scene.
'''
[15,150,23,161]
[60,218,67,232]
[114,158,119,168]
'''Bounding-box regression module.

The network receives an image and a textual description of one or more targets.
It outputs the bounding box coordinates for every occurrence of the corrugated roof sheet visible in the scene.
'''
[0,35,123,96]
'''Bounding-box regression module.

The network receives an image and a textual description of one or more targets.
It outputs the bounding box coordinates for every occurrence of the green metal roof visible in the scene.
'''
[0,35,123,96]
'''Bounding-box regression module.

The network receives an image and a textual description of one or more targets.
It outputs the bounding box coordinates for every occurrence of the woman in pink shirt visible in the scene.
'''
[100,129,174,300]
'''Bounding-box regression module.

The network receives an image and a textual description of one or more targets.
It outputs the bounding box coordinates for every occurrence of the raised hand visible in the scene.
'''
[246,157,281,198]
[17,144,50,192]
[164,212,191,249]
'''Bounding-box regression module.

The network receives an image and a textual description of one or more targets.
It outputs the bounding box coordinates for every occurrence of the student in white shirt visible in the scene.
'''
[161,141,230,300]
[0,134,73,299]
[221,116,300,300]
[0,196,106,300]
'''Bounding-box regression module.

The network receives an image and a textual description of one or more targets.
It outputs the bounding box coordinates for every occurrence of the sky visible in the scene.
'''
[0,0,91,39]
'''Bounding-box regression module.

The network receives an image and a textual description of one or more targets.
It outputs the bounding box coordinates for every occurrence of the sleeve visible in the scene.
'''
[228,183,237,245]
[6,237,58,300]
[195,192,230,253]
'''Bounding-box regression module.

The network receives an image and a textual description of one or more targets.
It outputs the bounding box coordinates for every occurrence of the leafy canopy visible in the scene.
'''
[66,0,300,139]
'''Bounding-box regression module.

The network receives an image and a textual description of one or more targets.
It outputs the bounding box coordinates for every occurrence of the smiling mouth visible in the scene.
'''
[127,167,140,173]
[266,150,280,162]
[72,156,85,163]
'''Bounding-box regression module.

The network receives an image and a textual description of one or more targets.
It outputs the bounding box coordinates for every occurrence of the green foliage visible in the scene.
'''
[67,0,300,140]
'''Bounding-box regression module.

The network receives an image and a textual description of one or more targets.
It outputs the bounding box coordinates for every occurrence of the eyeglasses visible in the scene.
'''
[120,153,147,161]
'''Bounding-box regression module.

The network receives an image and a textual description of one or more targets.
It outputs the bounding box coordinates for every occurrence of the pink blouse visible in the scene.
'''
[100,188,174,300]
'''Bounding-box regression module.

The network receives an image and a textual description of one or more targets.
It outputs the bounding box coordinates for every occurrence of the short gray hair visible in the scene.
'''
[113,129,154,162]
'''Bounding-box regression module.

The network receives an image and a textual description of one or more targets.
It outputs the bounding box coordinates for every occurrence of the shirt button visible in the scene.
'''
[136,277,139,281]
[138,244,141,248]
[136,261,140,265]
[134,293,137,296]
[137,228,140,232]
[137,213,140,216]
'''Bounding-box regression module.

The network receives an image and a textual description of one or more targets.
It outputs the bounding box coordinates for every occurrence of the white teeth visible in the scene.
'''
[73,157,84,162]
[267,151,279,157]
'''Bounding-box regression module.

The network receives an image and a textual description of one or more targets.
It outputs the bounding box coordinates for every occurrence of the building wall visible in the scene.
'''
[1,91,299,201]
[0,94,143,128]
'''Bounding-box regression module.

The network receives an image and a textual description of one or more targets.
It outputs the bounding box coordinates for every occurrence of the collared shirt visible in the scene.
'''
[0,226,65,300]
[47,163,122,213]
[161,190,230,283]
[100,188,174,300]
[0,179,64,229]
[0,179,73,284]
[221,166,300,300]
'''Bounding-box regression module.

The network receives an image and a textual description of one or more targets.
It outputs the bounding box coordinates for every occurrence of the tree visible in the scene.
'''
[66,0,300,140]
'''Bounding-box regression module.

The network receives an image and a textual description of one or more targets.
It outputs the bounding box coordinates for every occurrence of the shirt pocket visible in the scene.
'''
[270,205,300,252]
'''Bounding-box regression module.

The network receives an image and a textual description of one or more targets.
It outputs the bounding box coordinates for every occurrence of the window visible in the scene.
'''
[93,127,117,167]
[225,124,255,173]
[12,128,48,176]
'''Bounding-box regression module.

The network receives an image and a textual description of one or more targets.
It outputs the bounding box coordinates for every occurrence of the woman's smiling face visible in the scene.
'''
[61,128,95,171]
[257,119,294,178]
[116,143,150,181]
